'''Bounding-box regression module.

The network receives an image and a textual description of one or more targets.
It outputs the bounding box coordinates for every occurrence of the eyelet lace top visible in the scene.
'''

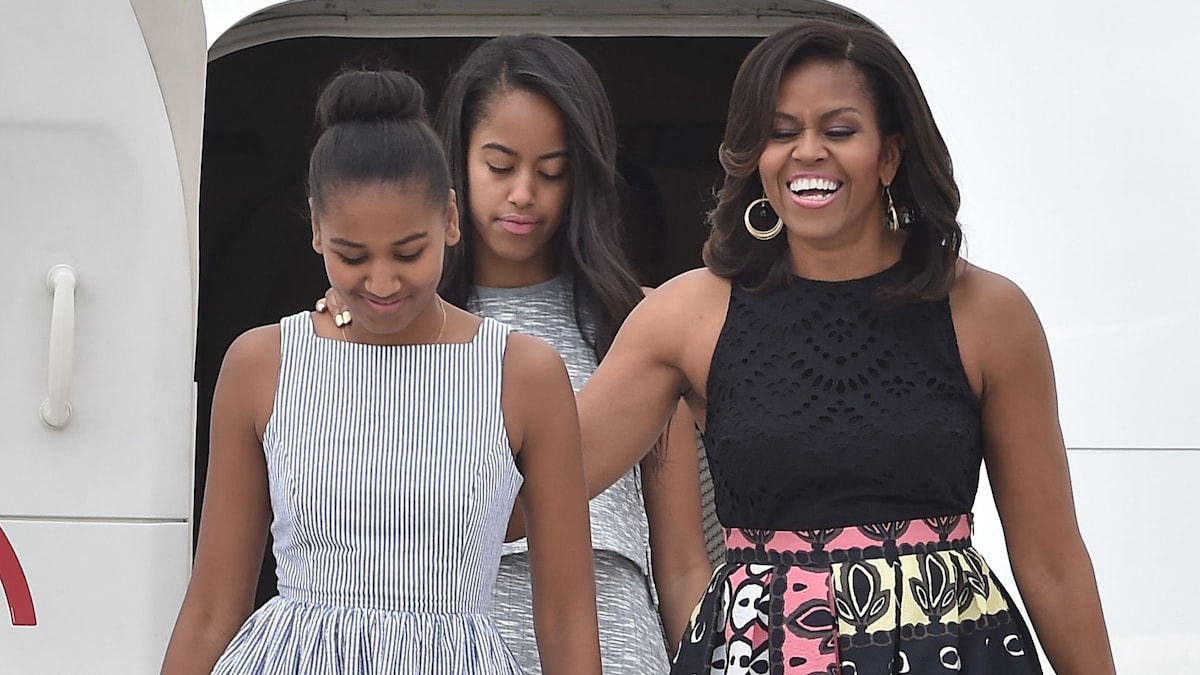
[704,266,983,531]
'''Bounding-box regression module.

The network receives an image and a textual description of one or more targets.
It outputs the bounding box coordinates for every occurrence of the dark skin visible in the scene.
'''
[571,59,1114,674]
[161,185,601,675]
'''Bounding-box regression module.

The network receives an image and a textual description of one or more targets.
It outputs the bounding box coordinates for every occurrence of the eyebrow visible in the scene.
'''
[329,233,427,249]
[773,106,862,123]
[480,142,568,161]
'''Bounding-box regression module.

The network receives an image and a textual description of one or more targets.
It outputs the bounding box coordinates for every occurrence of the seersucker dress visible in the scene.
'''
[212,311,525,674]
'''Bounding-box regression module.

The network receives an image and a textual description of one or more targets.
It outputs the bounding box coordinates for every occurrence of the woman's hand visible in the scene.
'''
[642,401,714,653]
[312,288,351,327]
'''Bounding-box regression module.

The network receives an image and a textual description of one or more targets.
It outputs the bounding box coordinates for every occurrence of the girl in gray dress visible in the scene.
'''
[437,36,713,673]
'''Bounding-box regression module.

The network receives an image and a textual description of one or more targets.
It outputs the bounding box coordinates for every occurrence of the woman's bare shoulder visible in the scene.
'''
[640,267,731,314]
[952,261,1038,325]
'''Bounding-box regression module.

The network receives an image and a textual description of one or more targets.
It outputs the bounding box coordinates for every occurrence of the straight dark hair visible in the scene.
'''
[704,19,963,302]
[437,34,643,361]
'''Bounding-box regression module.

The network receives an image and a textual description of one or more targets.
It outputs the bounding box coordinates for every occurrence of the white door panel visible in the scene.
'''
[974,449,1200,674]
[0,520,191,675]
[845,0,1200,449]
[0,1,196,520]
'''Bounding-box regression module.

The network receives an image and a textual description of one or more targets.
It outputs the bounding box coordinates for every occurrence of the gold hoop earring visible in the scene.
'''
[884,185,900,232]
[743,196,783,240]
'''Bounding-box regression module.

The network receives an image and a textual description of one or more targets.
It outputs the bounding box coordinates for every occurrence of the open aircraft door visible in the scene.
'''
[0,1,204,672]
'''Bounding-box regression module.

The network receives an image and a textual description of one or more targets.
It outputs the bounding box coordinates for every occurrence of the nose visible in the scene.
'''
[363,260,402,298]
[790,130,828,163]
[507,169,536,208]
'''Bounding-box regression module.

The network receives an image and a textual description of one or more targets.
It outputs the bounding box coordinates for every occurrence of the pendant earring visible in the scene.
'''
[884,185,900,232]
[333,310,352,327]
[743,196,783,240]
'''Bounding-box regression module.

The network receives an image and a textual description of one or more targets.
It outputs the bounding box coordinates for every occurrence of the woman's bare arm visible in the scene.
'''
[576,274,721,496]
[956,268,1115,674]
[504,333,602,675]
[641,401,713,652]
[160,327,278,674]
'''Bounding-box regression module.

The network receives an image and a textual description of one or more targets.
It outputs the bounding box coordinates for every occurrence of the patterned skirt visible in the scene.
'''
[671,514,1042,674]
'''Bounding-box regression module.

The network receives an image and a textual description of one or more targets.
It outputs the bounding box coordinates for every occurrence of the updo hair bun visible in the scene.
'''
[315,68,426,132]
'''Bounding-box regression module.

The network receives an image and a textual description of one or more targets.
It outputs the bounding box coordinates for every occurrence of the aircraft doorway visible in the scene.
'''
[196,34,758,603]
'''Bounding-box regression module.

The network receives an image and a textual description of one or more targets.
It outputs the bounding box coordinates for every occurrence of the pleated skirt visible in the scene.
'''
[672,514,1042,674]
[212,595,524,674]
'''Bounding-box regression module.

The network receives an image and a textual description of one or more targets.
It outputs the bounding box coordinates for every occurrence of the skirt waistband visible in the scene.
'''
[725,513,973,566]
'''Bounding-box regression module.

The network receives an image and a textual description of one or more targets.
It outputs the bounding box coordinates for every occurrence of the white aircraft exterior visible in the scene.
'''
[1,1,1196,672]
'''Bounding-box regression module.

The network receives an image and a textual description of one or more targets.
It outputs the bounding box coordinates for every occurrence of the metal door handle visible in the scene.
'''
[40,265,78,429]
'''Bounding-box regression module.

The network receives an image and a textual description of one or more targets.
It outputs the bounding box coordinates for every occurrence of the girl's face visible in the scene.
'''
[311,182,459,344]
[756,58,902,249]
[466,88,570,287]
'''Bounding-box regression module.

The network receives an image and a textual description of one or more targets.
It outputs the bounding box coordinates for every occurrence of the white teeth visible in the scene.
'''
[788,177,841,192]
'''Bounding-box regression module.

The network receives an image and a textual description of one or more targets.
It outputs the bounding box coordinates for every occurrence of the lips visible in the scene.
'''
[498,215,539,236]
[786,173,844,209]
[362,295,406,315]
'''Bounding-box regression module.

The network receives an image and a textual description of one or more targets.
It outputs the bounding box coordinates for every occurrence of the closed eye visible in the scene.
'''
[487,164,514,174]
[337,253,366,265]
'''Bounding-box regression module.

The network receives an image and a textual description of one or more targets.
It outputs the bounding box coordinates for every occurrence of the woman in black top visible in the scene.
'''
[574,18,1114,675]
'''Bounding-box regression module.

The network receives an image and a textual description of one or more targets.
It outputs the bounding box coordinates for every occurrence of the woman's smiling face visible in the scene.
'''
[757,58,902,247]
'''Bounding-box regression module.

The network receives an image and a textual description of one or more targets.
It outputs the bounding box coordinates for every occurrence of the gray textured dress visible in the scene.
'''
[470,276,671,674]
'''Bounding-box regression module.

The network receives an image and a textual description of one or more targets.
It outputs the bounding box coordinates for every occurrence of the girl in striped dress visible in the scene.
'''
[160,68,602,675]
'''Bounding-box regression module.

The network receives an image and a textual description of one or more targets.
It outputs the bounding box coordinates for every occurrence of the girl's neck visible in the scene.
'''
[473,248,559,288]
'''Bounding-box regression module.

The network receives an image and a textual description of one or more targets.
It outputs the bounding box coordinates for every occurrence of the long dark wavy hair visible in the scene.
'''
[437,34,642,360]
[704,19,963,302]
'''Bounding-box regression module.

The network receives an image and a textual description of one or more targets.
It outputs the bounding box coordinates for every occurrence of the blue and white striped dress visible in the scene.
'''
[212,311,525,674]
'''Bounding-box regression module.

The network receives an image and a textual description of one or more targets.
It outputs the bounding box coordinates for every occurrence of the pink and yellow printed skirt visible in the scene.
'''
[671,515,1042,674]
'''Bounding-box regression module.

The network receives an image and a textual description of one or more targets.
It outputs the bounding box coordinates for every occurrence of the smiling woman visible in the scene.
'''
[570,18,1116,675]
[756,59,903,256]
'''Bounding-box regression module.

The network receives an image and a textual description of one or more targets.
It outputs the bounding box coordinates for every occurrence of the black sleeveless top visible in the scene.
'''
[704,266,983,531]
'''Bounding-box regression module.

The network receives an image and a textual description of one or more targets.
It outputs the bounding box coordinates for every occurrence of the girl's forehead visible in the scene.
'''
[472,90,568,152]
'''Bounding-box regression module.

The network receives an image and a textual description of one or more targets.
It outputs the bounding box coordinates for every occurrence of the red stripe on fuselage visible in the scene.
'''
[0,525,37,626]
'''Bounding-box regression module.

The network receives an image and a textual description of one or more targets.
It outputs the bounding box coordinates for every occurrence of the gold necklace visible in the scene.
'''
[340,297,448,344]
[431,297,448,343]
